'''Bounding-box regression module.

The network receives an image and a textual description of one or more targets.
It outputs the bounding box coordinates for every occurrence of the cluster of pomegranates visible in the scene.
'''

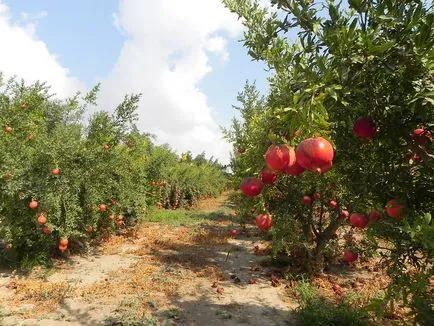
[238,116,428,264]
[239,136,335,232]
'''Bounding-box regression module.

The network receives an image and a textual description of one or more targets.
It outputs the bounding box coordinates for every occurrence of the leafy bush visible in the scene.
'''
[223,0,434,322]
[0,75,227,267]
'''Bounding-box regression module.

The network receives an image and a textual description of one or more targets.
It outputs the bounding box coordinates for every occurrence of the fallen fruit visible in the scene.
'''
[343,250,359,263]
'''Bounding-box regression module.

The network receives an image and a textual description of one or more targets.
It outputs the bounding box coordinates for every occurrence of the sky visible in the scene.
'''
[0,0,274,165]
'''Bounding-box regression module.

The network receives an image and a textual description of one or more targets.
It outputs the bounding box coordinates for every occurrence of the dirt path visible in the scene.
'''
[0,193,296,326]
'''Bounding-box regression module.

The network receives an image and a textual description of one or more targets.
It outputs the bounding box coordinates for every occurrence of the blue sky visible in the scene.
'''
[0,0,272,163]
[3,0,270,127]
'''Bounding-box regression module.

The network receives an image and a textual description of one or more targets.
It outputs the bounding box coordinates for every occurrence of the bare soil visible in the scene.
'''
[0,194,297,326]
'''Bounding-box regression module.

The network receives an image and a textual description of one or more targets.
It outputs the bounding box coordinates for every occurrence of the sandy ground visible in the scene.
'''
[0,194,297,326]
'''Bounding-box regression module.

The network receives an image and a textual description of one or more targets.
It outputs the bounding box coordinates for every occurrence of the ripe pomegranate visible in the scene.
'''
[261,167,277,184]
[29,200,39,209]
[302,196,312,205]
[27,134,33,141]
[343,250,358,263]
[413,128,432,146]
[317,161,333,175]
[295,137,334,173]
[329,200,337,209]
[42,226,52,234]
[353,118,377,139]
[59,238,69,246]
[37,213,47,225]
[86,226,93,233]
[255,214,272,231]
[240,177,263,198]
[108,214,115,220]
[4,126,13,133]
[313,193,321,200]
[368,210,381,222]
[51,168,60,176]
[340,210,350,219]
[98,204,107,212]
[284,161,305,176]
[264,144,295,171]
[58,244,68,252]
[228,229,237,236]
[103,144,110,151]
[349,213,369,229]
[385,199,405,218]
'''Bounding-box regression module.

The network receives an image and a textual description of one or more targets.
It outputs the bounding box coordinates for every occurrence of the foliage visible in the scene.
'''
[223,0,434,322]
[0,75,227,267]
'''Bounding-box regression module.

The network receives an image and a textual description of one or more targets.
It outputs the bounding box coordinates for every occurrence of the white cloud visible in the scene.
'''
[0,1,82,98]
[99,0,245,165]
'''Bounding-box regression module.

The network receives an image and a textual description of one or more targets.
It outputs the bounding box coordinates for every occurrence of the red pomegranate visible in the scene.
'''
[228,229,237,237]
[353,118,377,139]
[313,193,321,200]
[343,250,358,263]
[385,199,405,218]
[340,210,350,219]
[349,213,369,229]
[255,214,272,231]
[317,161,333,175]
[295,137,334,173]
[413,128,432,146]
[329,200,337,209]
[261,168,277,184]
[284,161,305,176]
[240,178,263,198]
[264,144,295,171]
[302,196,312,205]
[368,210,381,222]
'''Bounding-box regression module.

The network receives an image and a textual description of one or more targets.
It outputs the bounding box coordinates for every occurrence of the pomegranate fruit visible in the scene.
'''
[349,213,369,229]
[295,137,334,172]
[228,229,237,236]
[343,250,358,263]
[302,196,312,205]
[42,226,52,234]
[340,210,350,219]
[86,226,93,233]
[98,204,107,212]
[368,210,381,222]
[59,238,69,246]
[413,128,432,146]
[51,168,60,176]
[264,144,295,171]
[240,177,263,198]
[329,200,337,209]
[255,214,272,231]
[58,244,68,252]
[353,118,377,139]
[261,167,277,184]
[317,161,333,175]
[37,213,47,225]
[385,199,405,218]
[29,200,38,209]
[4,126,13,133]
[284,161,305,176]
[313,193,321,200]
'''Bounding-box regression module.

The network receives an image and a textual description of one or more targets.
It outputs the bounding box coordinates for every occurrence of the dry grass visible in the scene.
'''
[6,279,72,317]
